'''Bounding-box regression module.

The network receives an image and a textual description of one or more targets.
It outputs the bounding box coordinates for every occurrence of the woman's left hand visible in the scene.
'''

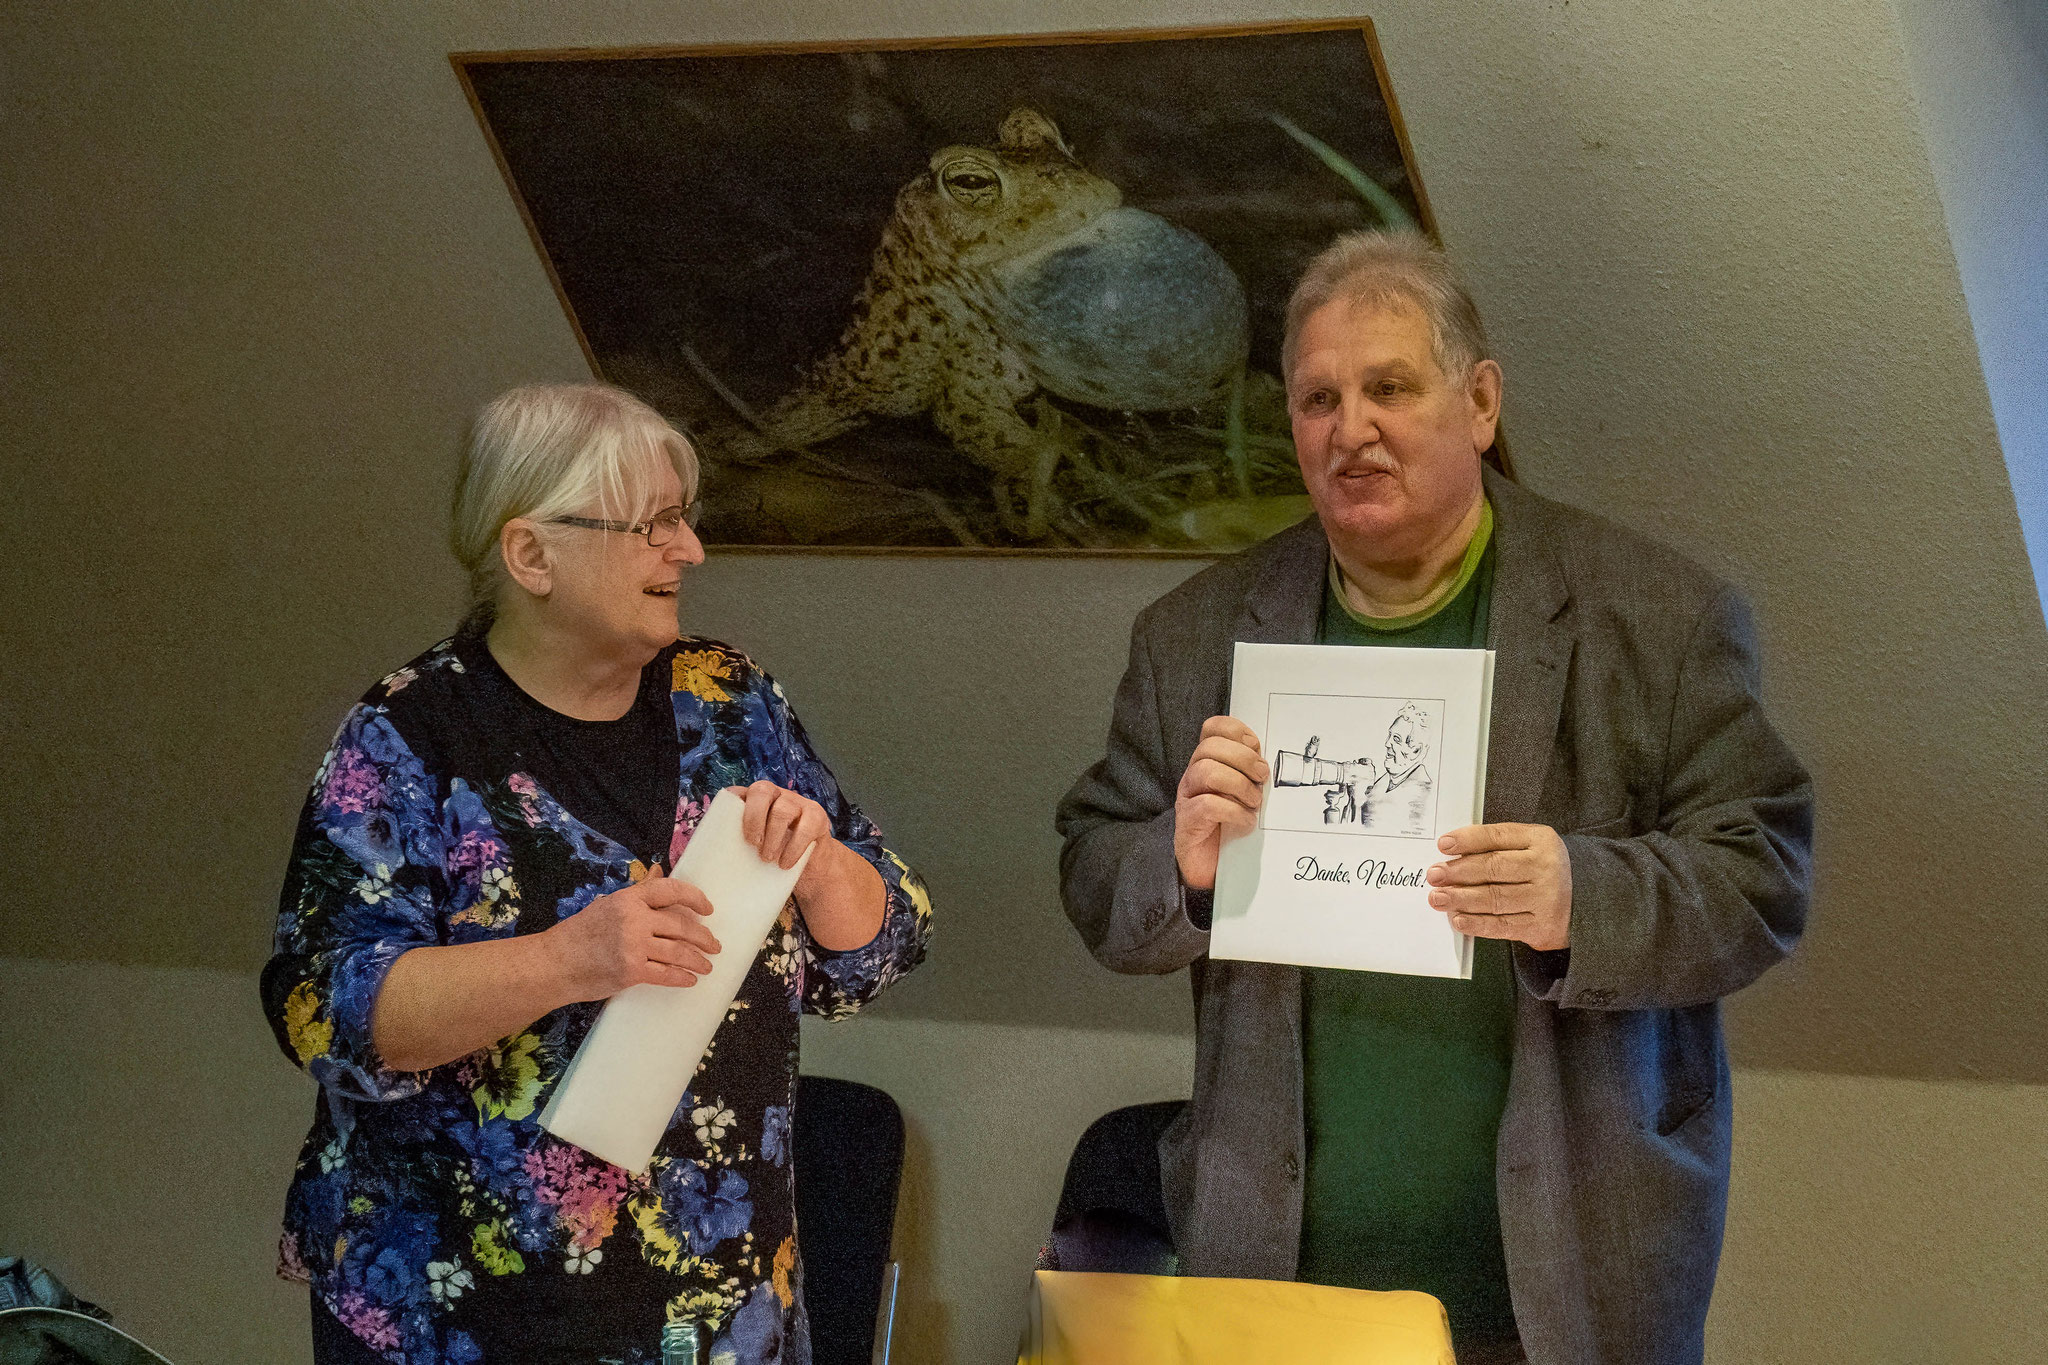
[729,781,887,951]
[732,781,835,877]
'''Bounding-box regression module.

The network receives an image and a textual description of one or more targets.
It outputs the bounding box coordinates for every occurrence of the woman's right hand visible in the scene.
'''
[546,877,721,1002]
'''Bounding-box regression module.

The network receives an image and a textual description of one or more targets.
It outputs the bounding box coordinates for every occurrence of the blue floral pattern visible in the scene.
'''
[262,634,930,1363]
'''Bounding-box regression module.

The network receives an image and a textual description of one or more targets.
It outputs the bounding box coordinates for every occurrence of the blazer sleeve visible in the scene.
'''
[757,673,932,1019]
[1519,584,1815,1009]
[260,705,445,1101]
[1055,616,1214,975]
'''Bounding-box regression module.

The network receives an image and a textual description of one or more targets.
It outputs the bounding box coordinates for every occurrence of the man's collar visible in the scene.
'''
[1234,466,1570,646]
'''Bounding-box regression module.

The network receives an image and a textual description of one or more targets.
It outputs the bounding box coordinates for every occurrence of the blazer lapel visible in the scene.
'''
[1482,471,1573,824]
[1233,517,1329,646]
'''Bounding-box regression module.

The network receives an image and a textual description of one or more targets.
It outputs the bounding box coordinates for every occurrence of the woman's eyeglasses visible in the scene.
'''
[548,502,702,547]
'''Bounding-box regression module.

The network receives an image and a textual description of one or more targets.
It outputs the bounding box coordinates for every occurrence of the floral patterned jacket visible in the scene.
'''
[261,631,931,1365]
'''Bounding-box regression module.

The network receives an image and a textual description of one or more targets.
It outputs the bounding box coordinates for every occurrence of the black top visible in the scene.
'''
[469,640,682,870]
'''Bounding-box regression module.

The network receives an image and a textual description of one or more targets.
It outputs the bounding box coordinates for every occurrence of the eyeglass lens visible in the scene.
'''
[644,503,700,547]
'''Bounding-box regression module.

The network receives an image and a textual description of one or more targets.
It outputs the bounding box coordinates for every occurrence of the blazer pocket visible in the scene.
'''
[1567,812,1633,838]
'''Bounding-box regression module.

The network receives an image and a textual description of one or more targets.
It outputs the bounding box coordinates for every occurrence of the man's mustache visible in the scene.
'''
[1321,445,1399,477]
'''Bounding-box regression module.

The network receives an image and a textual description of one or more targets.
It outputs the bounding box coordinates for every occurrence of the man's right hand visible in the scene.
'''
[1174,716,1269,892]
[547,876,721,1001]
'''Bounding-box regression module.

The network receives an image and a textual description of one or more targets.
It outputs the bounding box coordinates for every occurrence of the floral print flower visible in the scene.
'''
[693,1102,736,1148]
[673,649,737,703]
[426,1259,474,1302]
[283,982,332,1065]
[471,1032,544,1122]
[353,864,396,904]
[470,1220,525,1277]
[760,1106,791,1168]
[323,748,385,815]
[565,1244,603,1274]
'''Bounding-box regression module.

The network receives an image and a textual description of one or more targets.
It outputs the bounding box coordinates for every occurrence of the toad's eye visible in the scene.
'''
[940,160,1003,208]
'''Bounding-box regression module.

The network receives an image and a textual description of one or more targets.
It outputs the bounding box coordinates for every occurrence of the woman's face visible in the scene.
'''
[547,462,704,661]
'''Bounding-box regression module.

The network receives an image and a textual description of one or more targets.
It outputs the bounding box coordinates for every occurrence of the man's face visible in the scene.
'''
[1287,298,1499,566]
[1385,717,1426,774]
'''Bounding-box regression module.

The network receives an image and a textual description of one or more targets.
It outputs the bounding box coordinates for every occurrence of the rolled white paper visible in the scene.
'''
[538,787,813,1172]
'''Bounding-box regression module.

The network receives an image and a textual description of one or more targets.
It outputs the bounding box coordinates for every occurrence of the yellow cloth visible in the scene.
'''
[1018,1270,1457,1365]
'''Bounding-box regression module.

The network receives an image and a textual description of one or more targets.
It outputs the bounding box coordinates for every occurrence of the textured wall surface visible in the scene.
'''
[3,0,2043,1099]
[1891,0,2048,616]
[3,960,2042,1365]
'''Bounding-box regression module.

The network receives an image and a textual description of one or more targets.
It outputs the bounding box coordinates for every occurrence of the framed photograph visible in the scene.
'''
[453,20,1442,553]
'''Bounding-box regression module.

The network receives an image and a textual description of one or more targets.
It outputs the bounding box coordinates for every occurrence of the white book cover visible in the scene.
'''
[539,788,812,1172]
[1211,642,1496,979]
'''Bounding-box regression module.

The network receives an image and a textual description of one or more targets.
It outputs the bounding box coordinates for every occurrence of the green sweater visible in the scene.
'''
[1296,505,1518,1343]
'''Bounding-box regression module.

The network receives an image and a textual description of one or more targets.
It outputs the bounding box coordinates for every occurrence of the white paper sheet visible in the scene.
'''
[539,788,812,1172]
[1211,642,1494,979]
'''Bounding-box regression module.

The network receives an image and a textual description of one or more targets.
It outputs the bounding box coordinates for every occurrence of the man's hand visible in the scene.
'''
[1175,716,1269,892]
[546,876,720,1000]
[1426,823,1573,951]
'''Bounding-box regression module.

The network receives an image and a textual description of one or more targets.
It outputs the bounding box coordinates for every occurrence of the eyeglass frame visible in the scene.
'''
[546,501,702,547]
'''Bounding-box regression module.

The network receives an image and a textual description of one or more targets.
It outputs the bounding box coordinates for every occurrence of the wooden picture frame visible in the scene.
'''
[453,20,1476,555]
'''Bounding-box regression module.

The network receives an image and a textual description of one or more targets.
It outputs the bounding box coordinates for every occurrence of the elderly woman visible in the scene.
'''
[261,383,931,1365]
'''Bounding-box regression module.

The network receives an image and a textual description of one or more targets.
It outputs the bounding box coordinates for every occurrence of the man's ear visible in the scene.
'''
[499,518,553,600]
[1468,359,1503,451]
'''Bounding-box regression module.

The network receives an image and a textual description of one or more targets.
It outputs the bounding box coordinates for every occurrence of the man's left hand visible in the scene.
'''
[1426,823,1572,951]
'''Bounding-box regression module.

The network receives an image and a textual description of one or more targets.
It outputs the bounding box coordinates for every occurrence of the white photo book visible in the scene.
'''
[539,788,812,1172]
[1211,642,1496,979]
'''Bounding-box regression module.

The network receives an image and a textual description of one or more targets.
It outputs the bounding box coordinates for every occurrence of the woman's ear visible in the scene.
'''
[499,518,553,600]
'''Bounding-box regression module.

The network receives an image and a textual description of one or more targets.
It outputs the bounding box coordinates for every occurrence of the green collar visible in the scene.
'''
[1327,500,1495,631]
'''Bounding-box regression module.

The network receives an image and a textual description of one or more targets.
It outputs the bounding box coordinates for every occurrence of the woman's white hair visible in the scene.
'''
[450,382,700,622]
[1281,230,1493,382]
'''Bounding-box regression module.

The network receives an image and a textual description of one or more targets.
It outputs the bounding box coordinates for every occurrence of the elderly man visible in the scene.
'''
[1056,231,1811,1365]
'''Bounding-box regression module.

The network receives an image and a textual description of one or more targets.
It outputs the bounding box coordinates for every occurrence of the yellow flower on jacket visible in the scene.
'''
[630,1186,688,1273]
[772,1235,797,1307]
[283,981,333,1064]
[886,849,934,926]
[672,650,736,703]
[471,1031,543,1122]
[471,1219,525,1276]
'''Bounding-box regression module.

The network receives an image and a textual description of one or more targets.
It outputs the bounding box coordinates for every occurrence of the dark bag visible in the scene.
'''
[0,1261,171,1365]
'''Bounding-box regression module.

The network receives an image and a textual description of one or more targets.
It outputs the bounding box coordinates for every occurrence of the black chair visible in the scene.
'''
[793,1076,904,1365]
[1043,1100,1187,1276]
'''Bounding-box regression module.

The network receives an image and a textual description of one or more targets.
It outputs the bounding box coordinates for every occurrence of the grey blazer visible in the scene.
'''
[1055,469,1813,1365]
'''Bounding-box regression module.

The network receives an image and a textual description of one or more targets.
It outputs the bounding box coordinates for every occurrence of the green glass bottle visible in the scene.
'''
[660,1319,706,1365]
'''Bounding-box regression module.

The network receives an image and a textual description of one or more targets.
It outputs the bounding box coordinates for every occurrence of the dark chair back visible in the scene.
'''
[793,1076,904,1365]
[1045,1100,1187,1275]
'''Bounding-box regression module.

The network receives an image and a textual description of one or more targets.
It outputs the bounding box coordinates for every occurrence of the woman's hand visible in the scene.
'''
[545,876,721,1001]
[730,781,886,951]
[733,780,835,890]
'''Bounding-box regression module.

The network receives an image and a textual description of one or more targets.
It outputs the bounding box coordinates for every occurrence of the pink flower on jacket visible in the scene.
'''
[331,1291,400,1350]
[524,1139,632,1250]
[323,748,384,815]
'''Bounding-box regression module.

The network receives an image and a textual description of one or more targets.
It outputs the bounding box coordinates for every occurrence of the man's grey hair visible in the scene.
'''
[450,382,700,623]
[1281,230,1493,382]
[1391,701,1434,744]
